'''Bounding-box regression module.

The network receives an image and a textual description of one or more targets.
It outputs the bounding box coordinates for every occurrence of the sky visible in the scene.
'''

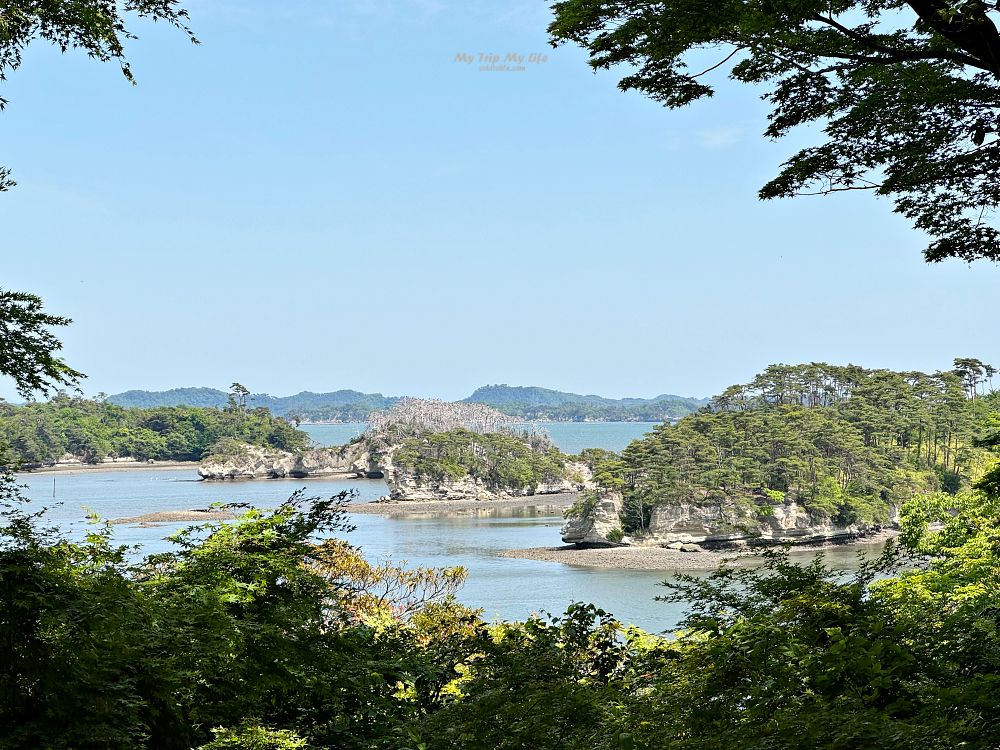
[2,0,998,402]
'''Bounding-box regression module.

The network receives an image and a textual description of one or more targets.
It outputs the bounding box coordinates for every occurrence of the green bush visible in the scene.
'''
[393,429,569,491]
[563,491,597,519]
[197,725,308,750]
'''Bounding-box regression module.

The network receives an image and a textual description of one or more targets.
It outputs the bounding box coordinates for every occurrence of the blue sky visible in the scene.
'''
[2,0,997,402]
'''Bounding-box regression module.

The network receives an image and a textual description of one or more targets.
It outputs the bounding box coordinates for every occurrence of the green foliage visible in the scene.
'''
[0,395,309,468]
[618,491,656,535]
[196,724,309,750]
[109,388,399,421]
[0,484,441,750]
[109,387,232,409]
[549,1,1000,262]
[563,490,597,519]
[204,437,253,462]
[764,488,785,503]
[576,447,627,489]
[411,603,626,750]
[5,464,1000,750]
[393,429,570,491]
[0,290,84,399]
[806,476,846,519]
[595,363,988,532]
[632,543,998,749]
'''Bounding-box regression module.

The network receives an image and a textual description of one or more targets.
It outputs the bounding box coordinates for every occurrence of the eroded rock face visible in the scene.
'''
[560,491,624,546]
[563,495,897,547]
[645,500,863,545]
[199,443,372,480]
[383,461,593,502]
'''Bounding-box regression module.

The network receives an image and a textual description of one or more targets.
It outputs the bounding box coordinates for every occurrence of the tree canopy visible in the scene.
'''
[0,290,84,399]
[582,362,997,535]
[5,472,1000,748]
[548,1,1000,263]
[0,395,309,467]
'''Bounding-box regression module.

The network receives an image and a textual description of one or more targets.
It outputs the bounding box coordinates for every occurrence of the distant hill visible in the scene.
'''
[108,389,398,421]
[108,385,707,423]
[109,388,230,410]
[463,385,708,421]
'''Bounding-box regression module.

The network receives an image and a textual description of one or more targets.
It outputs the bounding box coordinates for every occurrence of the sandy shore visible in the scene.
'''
[110,509,240,526]
[501,530,899,571]
[347,493,577,517]
[499,545,738,571]
[108,494,576,526]
[20,460,199,475]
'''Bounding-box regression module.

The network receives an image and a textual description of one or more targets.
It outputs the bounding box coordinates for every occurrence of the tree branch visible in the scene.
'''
[904,0,1000,76]
[691,46,745,78]
[810,12,991,70]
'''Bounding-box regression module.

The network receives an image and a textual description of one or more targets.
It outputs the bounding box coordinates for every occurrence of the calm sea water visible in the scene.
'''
[301,421,656,454]
[15,422,869,632]
[17,468,685,630]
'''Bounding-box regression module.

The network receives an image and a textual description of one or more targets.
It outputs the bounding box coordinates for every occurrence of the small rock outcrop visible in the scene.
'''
[199,443,376,480]
[560,491,624,546]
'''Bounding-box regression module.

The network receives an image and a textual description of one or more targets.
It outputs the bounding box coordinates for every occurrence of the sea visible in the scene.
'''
[14,422,870,632]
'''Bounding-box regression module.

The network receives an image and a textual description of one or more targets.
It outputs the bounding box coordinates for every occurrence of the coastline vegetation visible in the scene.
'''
[5,1,1000,746]
[0,395,308,469]
[4,474,1000,749]
[392,428,570,490]
[582,363,998,534]
[4,305,1000,749]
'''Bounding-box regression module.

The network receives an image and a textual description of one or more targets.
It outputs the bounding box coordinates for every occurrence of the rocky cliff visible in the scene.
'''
[383,460,593,502]
[560,491,625,546]
[561,492,897,547]
[199,442,380,480]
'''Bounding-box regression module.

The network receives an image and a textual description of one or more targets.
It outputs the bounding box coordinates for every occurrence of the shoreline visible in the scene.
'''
[500,530,898,571]
[17,460,200,476]
[108,494,577,526]
[346,493,577,516]
[110,509,240,526]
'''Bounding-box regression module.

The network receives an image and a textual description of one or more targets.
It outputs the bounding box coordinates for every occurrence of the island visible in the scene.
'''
[557,363,989,550]
[199,398,595,502]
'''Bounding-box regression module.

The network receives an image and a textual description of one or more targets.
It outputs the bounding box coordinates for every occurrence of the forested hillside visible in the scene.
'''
[109,388,399,422]
[465,384,706,420]
[393,429,572,490]
[108,387,231,409]
[108,384,706,423]
[585,363,998,533]
[0,395,308,467]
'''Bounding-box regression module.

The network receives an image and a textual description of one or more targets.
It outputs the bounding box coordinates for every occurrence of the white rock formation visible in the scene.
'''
[199,443,376,480]
[382,460,593,502]
[560,491,624,546]
[562,495,897,547]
